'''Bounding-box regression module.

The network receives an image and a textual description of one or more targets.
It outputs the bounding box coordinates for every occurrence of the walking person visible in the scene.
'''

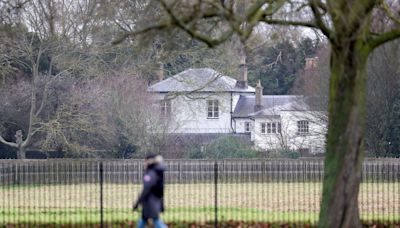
[133,153,167,228]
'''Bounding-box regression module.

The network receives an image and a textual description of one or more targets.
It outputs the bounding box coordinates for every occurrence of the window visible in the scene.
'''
[160,100,171,117]
[261,123,266,134]
[207,100,219,119]
[272,123,276,133]
[261,122,281,134]
[297,120,309,134]
[245,122,250,132]
[267,123,271,133]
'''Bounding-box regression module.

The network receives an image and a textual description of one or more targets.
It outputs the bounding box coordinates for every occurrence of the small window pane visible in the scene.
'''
[245,122,250,132]
[160,100,171,117]
[207,100,219,118]
[267,123,271,133]
[298,120,309,133]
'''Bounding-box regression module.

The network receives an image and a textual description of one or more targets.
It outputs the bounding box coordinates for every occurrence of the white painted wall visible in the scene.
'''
[253,111,327,154]
[234,118,253,134]
[154,92,234,133]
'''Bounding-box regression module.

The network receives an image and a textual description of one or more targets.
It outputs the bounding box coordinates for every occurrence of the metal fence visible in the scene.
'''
[0,158,399,227]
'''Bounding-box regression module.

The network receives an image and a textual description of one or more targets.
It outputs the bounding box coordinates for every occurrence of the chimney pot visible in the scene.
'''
[305,57,318,70]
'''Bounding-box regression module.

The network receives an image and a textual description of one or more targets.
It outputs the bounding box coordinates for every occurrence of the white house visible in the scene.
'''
[147,66,327,155]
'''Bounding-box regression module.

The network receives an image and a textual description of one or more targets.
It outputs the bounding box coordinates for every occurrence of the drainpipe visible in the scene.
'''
[230,92,236,133]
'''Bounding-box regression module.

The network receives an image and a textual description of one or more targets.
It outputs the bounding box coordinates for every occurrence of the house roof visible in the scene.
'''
[233,95,309,118]
[147,68,255,93]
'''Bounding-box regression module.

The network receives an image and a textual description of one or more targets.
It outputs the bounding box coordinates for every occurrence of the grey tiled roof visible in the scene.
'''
[147,68,255,93]
[233,95,309,118]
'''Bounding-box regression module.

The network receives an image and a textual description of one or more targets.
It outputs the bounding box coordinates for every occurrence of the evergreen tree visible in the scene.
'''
[248,38,318,94]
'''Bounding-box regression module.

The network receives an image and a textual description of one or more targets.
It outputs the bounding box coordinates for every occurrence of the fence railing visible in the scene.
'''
[0,158,399,227]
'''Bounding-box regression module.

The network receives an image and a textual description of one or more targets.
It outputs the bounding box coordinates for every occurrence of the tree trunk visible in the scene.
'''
[17,146,26,159]
[318,41,369,228]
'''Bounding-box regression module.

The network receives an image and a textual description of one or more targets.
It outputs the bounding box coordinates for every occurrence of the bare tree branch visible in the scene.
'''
[260,18,318,28]
[381,0,400,25]
[309,0,333,42]
[0,135,17,148]
[368,29,400,51]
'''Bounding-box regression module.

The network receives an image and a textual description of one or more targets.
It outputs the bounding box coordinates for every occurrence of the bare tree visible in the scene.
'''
[0,25,94,158]
[106,74,173,157]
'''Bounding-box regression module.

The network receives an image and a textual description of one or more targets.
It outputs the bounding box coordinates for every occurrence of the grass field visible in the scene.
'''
[1,183,399,225]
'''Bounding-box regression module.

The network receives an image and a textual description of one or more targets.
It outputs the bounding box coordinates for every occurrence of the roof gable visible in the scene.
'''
[147,68,255,93]
[233,95,309,118]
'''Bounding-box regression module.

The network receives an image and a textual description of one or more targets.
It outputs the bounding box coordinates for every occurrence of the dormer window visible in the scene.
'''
[160,100,171,117]
[207,100,219,119]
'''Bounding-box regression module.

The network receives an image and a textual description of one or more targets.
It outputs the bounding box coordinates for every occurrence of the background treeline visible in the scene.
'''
[0,1,398,158]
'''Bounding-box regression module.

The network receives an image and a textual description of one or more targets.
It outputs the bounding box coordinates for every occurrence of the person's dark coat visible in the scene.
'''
[133,162,165,220]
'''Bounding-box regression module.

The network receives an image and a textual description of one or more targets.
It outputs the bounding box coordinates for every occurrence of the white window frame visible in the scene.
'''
[207,100,219,119]
[267,123,272,133]
[297,120,309,134]
[261,123,266,134]
[160,99,171,117]
[244,122,251,132]
[261,121,281,134]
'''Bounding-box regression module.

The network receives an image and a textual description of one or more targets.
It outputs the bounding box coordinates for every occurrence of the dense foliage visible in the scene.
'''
[201,136,258,159]
[248,38,319,95]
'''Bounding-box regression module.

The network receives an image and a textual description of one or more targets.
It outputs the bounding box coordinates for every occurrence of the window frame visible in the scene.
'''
[207,100,219,119]
[160,99,171,117]
[261,123,266,134]
[244,122,251,132]
[297,120,309,134]
[260,121,281,134]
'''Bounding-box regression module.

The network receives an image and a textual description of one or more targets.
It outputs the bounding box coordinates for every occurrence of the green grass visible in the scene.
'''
[0,183,399,225]
[0,207,318,224]
[1,207,399,226]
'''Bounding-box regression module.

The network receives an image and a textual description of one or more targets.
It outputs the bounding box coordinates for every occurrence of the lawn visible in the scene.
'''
[0,183,399,225]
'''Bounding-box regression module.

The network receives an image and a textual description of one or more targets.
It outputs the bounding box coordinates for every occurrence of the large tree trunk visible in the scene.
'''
[318,41,369,228]
[17,146,26,159]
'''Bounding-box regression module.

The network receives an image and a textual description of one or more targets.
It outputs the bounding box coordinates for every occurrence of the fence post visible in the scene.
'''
[178,161,182,184]
[13,163,19,185]
[214,161,218,228]
[99,161,104,228]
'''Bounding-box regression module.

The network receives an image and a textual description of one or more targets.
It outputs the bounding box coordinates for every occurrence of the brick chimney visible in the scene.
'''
[236,55,248,89]
[305,57,318,70]
[155,61,164,81]
[254,80,263,112]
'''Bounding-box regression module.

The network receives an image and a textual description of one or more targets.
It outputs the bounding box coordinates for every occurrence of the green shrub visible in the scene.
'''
[279,149,301,159]
[186,146,205,159]
[204,136,258,159]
